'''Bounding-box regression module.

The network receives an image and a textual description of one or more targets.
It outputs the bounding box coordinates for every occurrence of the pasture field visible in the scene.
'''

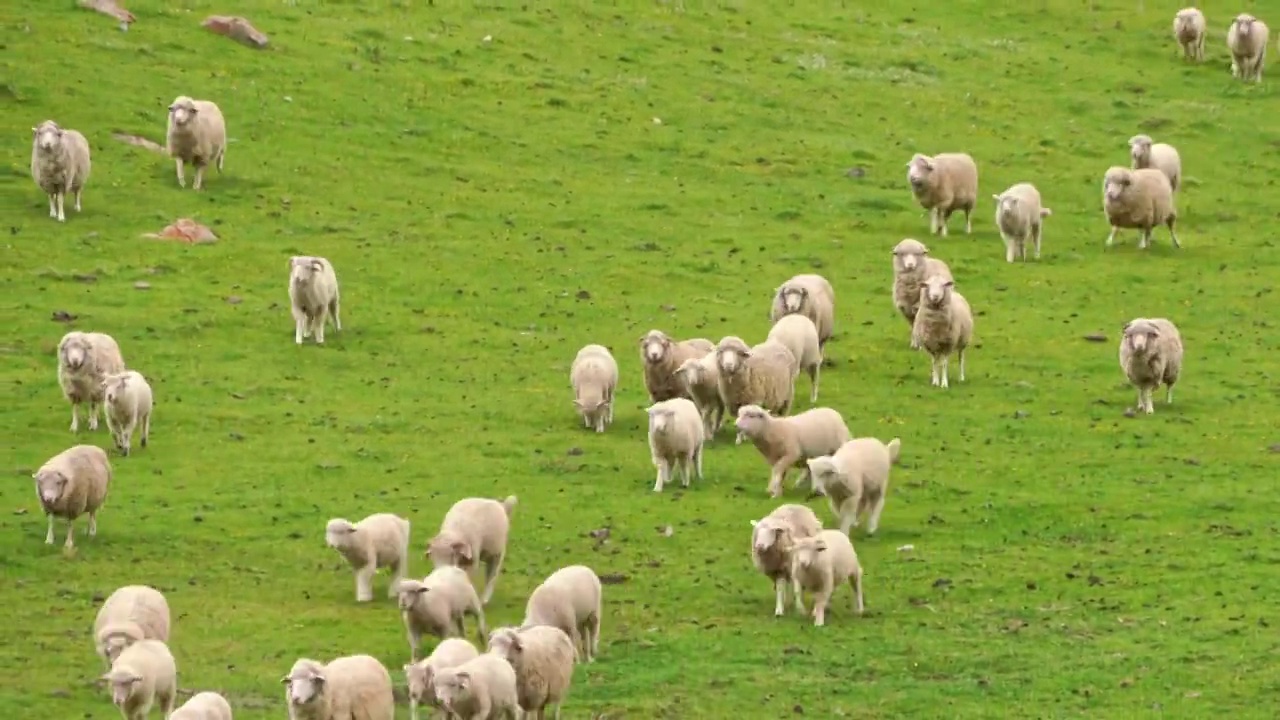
[4,0,1280,717]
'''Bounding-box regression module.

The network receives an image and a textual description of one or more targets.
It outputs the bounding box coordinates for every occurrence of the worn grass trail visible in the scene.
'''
[3,1,1279,717]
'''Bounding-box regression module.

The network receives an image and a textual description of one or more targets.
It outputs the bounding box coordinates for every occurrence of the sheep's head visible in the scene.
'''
[1128,135,1153,165]
[432,668,475,713]
[426,532,475,568]
[290,256,325,288]
[574,396,605,415]
[892,238,929,274]
[486,627,523,662]
[919,275,954,310]
[32,121,64,153]
[1103,167,1134,204]
[715,336,751,375]
[638,330,672,364]
[992,192,1021,218]
[905,153,934,191]
[750,517,789,554]
[790,536,828,571]
[396,580,429,611]
[647,405,677,434]
[101,668,142,707]
[34,470,68,508]
[673,357,705,390]
[324,519,356,550]
[805,456,842,495]
[1122,319,1160,355]
[404,663,436,703]
[1235,14,1257,32]
[776,284,808,314]
[60,335,90,371]
[168,96,199,126]
[1174,10,1197,32]
[733,404,771,438]
[102,373,129,405]
[281,659,326,707]
[99,632,137,665]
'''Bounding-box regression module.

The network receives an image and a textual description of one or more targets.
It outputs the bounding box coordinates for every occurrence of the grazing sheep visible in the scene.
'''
[30,120,91,222]
[674,352,725,437]
[488,625,576,720]
[806,437,902,535]
[911,276,973,389]
[57,331,126,433]
[646,397,706,492]
[165,95,226,190]
[398,566,488,661]
[102,370,153,456]
[714,336,799,441]
[891,239,954,346]
[1228,14,1269,82]
[523,564,603,664]
[569,344,618,433]
[906,152,979,236]
[324,513,411,603]
[289,255,342,345]
[769,273,836,349]
[733,405,850,498]
[749,504,823,617]
[992,183,1052,263]
[432,653,521,720]
[1173,8,1207,61]
[102,639,177,720]
[426,495,518,605]
[1119,318,1184,415]
[94,585,171,669]
[1128,135,1182,193]
[170,691,233,720]
[766,314,823,403]
[790,530,865,627]
[405,638,480,720]
[33,444,111,549]
[638,330,715,403]
[1102,166,1180,250]
[283,655,394,720]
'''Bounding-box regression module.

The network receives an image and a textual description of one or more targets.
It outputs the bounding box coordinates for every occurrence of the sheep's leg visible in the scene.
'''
[939,209,951,237]
[1166,216,1181,248]
[120,421,132,456]
[962,207,972,234]
[472,600,489,642]
[88,511,97,537]
[692,444,704,481]
[409,698,419,720]
[74,187,83,212]
[735,431,745,445]
[929,356,940,387]
[652,460,667,492]
[481,550,505,604]
[216,146,225,172]
[840,495,860,535]
[1139,227,1152,250]
[1105,225,1118,247]
[193,162,206,191]
[354,564,375,602]
[927,207,938,235]
[330,297,342,331]
[808,362,820,402]
[866,493,886,535]
[174,159,186,188]
[87,401,100,430]
[939,355,950,389]
[140,412,150,448]
[69,402,80,433]
[773,577,788,616]
[792,577,807,617]
[590,611,601,658]
[679,455,692,488]
[1033,223,1043,259]
[55,191,66,222]
[47,193,58,219]
[851,568,866,615]
[45,514,55,544]
[812,584,831,627]
[958,348,967,382]
[1166,383,1175,405]
[580,619,595,662]
[292,309,307,345]
[314,311,327,344]
[1003,235,1015,263]
[63,519,76,549]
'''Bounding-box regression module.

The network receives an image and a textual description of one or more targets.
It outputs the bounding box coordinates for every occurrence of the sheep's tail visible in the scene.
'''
[886,438,902,465]
[501,495,518,517]
[1040,207,1053,218]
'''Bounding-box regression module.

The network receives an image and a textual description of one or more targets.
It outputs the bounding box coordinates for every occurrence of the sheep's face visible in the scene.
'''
[102,670,141,707]
[791,539,827,571]
[716,345,749,375]
[282,667,325,706]
[290,257,325,288]
[1235,14,1256,32]
[32,123,63,153]
[486,629,522,661]
[1103,170,1133,204]
[404,664,437,703]
[397,583,429,611]
[34,470,68,507]
[892,244,926,273]
[778,285,808,314]
[906,154,934,191]
[1123,323,1159,355]
[639,332,670,364]
[168,99,199,127]
[648,408,675,435]
[674,359,702,389]
[433,670,474,713]
[324,519,356,550]
[994,194,1020,218]
[100,634,133,665]
[60,338,90,371]
[1128,137,1151,165]
[920,276,954,310]
[733,405,769,438]
[751,519,787,554]
[806,457,840,495]
[102,374,128,405]
[427,534,475,568]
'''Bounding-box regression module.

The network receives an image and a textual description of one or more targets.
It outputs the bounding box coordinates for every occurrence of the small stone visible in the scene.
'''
[845,166,866,178]
[575,290,591,300]
[1083,333,1107,342]
[1123,408,1137,418]
[567,447,583,456]
[134,281,151,290]
[1014,410,1030,419]
[226,295,242,305]
[52,310,77,322]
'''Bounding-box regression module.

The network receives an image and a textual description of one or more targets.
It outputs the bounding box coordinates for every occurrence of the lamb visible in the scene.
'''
[768,273,836,349]
[405,638,479,720]
[1173,8,1206,61]
[714,336,799,440]
[33,444,111,549]
[30,120,91,222]
[646,397,706,492]
[673,352,725,437]
[806,437,902,536]
[102,370,153,456]
[1119,318,1184,415]
[906,152,979,236]
[1228,14,1269,82]
[638,330,715,402]
[432,653,521,720]
[749,504,823,617]
[992,183,1052,263]
[1102,166,1180,250]
[789,530,865,627]
[289,255,342,345]
[523,564,603,664]
[569,344,618,433]
[101,639,177,720]
[94,585,171,669]
[324,512,410,603]
[165,95,227,190]
[733,405,851,498]
[398,566,488,661]
[170,691,233,720]
[426,495,518,605]
[1128,135,1182,193]
[487,625,576,720]
[891,239,954,345]
[283,655,395,720]
[57,330,126,433]
[766,314,823,403]
[911,275,973,389]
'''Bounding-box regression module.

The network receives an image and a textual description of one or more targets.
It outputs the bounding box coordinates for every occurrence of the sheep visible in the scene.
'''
[1128,135,1182,193]
[768,273,836,349]
[165,95,227,190]
[93,585,171,669]
[102,370,153,456]
[646,397,706,492]
[283,655,395,720]
[806,437,902,536]
[638,330,715,403]
[1228,14,1269,82]
[487,625,576,720]
[766,314,823,403]
[992,183,1053,263]
[30,120,91,222]
[911,275,973,389]
[1102,166,1180,250]
[714,336,799,442]
[673,352,725,437]
[789,530,865,627]
[749,504,823,617]
[426,495,518,605]
[523,564,603,664]
[398,566,488,661]
[101,639,177,720]
[289,255,342,345]
[405,638,480,720]
[432,653,521,720]
[891,239,954,346]
[1119,318,1184,415]
[33,444,111,550]
[733,405,851,498]
[324,513,411,603]
[170,691,233,720]
[57,330,126,433]
[1173,8,1206,61]
[569,344,618,433]
[906,152,979,236]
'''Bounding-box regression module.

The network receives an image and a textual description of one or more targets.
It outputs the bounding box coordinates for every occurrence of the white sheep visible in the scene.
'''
[569,344,618,433]
[806,437,902,535]
[673,352,725,437]
[57,330,126,433]
[170,691,233,720]
[488,625,576,720]
[1128,135,1182,193]
[33,444,111,549]
[646,397,706,492]
[1228,14,1269,82]
[289,255,342,345]
[283,655,394,720]
[714,336,798,440]
[1173,8,1207,61]
[432,653,521,720]
[324,513,410,603]
[398,565,488,661]
[426,495,518,605]
[789,530,865,627]
[166,95,227,190]
[769,273,836,349]
[992,183,1052,263]
[523,564,603,664]
[1119,318,1184,415]
[1102,166,1180,250]
[30,120,91,222]
[733,404,851,498]
[766,314,823,403]
[749,504,823,617]
[101,639,177,720]
[405,638,479,720]
[94,585,171,669]
[891,239,954,346]
[906,152,979,236]
[911,275,973,389]
[102,370,153,456]
[638,330,715,402]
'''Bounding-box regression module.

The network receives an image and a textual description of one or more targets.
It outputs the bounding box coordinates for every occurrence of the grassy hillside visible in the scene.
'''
[4,0,1279,717]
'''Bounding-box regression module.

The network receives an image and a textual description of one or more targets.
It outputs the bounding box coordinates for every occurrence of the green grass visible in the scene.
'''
[4,0,1280,717]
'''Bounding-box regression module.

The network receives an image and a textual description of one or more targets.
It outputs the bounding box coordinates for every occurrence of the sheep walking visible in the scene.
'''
[33,444,111,550]
[94,585,171,669]
[674,352,725,437]
[790,530,865,627]
[431,653,521,720]
[488,625,576,719]
[1128,135,1182,193]
[397,566,488,661]
[1173,8,1206,61]
[911,276,973,389]
[1227,14,1269,82]
[523,564,603,664]
[170,691,233,720]
[102,639,178,720]
[283,655,395,720]
[289,256,342,345]
[714,336,799,441]
[1119,318,1184,415]
[1102,167,1180,250]
[766,314,823,403]
[166,95,226,190]
[30,120,91,222]
[733,405,851,498]
[769,273,836,349]
[646,397,705,492]
[806,437,902,535]
[569,344,618,432]
[57,331,126,433]
[992,183,1052,263]
[891,239,954,348]
[638,330,714,403]
[324,513,411,602]
[426,495,518,605]
[749,504,823,617]
[906,152,979,236]
[405,638,479,720]
[102,370,153,456]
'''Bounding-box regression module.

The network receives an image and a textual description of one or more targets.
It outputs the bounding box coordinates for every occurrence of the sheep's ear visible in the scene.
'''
[168,104,177,112]
[943,280,955,289]
[1121,322,1131,332]
[310,260,323,273]
[415,586,430,594]
[814,542,828,552]
[748,519,758,527]
[452,541,472,561]
[455,671,471,689]
[31,126,38,135]
[289,256,301,268]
